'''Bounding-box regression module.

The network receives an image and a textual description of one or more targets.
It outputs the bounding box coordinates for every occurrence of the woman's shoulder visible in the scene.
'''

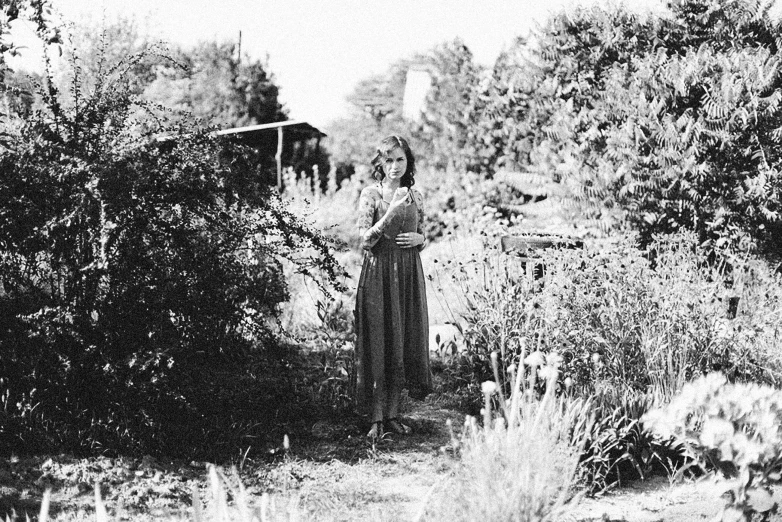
[410,186,424,204]
[360,184,382,199]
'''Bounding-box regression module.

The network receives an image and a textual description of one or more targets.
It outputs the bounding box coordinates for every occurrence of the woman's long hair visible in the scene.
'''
[370,135,416,188]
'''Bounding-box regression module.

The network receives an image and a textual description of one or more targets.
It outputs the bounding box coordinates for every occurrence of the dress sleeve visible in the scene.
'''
[357,187,377,230]
[412,188,427,251]
[357,186,383,251]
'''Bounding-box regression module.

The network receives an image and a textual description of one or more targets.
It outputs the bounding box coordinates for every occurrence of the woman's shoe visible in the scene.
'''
[367,421,383,440]
[385,418,412,435]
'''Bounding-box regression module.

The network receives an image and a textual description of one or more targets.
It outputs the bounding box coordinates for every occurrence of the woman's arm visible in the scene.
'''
[357,186,396,251]
[394,188,427,250]
[413,189,427,251]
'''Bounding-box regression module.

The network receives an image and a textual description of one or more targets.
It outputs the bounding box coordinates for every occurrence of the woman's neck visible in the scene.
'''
[384,179,401,191]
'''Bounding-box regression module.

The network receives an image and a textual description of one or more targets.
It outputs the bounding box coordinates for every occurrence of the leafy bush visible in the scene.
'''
[644,373,782,521]
[0,48,342,457]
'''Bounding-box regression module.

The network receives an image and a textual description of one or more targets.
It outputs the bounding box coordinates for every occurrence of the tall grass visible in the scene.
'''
[20,465,301,522]
[424,353,586,521]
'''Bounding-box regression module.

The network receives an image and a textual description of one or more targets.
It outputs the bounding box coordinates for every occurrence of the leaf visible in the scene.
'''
[739,467,751,488]
[746,487,776,513]
[719,506,747,522]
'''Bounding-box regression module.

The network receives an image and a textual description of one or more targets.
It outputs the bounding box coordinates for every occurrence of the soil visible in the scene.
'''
[0,394,759,522]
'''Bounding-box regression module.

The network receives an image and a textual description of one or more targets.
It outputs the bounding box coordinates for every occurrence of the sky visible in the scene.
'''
[8,0,668,128]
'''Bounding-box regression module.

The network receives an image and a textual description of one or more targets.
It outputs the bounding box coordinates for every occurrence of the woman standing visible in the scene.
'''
[355,135,432,440]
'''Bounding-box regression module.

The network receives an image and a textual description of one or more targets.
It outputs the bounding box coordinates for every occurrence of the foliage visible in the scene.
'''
[576,0,782,255]
[434,231,782,491]
[0,44,343,457]
[447,232,782,399]
[644,373,782,521]
[424,355,582,521]
[59,15,159,96]
[408,39,485,173]
[144,41,287,129]
[385,1,782,255]
[0,0,61,80]
[497,0,782,255]
[573,388,685,494]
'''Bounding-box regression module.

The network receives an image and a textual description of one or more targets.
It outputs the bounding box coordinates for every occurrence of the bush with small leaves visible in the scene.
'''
[0,45,343,457]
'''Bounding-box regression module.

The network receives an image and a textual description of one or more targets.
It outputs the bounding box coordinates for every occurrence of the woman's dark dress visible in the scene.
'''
[355,185,432,418]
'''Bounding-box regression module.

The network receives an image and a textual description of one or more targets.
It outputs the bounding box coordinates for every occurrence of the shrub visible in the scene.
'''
[0,48,343,457]
[644,373,782,521]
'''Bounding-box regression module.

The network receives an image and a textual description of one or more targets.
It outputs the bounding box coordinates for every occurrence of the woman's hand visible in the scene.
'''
[396,232,424,249]
[388,188,410,212]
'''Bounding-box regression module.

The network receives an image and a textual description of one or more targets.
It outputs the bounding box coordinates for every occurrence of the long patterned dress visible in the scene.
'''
[354,184,432,419]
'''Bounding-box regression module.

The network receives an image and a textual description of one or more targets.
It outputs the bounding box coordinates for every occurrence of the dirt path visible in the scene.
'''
[0,397,752,521]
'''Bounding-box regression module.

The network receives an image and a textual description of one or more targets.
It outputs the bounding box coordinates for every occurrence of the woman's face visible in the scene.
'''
[382,147,407,182]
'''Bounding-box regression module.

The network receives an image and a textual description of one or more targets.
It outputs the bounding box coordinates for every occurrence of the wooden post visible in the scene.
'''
[276,125,283,192]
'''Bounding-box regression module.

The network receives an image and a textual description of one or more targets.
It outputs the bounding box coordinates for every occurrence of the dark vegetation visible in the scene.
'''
[0,19,344,458]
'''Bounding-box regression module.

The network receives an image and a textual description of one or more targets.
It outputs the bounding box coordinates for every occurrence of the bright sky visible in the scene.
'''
[8,0,667,128]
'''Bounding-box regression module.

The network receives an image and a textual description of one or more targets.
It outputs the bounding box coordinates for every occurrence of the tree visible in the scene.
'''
[142,41,287,128]
[411,38,485,172]
[346,63,409,125]
[61,15,160,96]
[0,0,61,85]
[466,0,782,256]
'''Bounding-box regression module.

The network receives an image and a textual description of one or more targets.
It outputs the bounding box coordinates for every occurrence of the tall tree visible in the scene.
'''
[62,15,159,96]
[1,0,61,85]
[508,0,782,255]
[143,41,287,128]
[412,38,484,172]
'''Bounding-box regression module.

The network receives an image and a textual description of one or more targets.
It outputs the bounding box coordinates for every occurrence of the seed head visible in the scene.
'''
[481,381,498,395]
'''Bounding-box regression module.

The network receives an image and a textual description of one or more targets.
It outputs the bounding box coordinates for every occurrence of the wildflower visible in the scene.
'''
[481,381,498,395]
[564,376,573,389]
[539,366,559,381]
[546,352,564,368]
[525,351,545,367]
[591,352,601,365]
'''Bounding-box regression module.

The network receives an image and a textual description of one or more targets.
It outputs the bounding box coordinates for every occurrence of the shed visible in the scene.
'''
[216,120,327,191]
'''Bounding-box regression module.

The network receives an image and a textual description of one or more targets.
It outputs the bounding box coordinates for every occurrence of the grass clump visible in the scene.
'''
[424,353,583,521]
